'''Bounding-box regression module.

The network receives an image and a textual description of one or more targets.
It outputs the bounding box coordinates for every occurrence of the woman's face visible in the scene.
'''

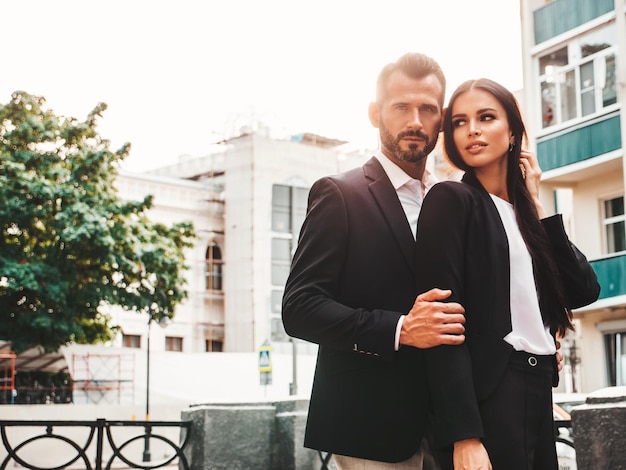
[450,88,513,174]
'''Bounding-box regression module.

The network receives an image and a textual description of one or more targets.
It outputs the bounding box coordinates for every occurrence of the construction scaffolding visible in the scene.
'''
[71,352,136,405]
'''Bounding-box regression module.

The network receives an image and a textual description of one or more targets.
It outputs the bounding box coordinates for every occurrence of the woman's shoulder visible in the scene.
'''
[428,180,480,200]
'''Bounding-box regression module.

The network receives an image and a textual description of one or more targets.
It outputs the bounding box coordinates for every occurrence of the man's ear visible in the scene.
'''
[368,102,380,128]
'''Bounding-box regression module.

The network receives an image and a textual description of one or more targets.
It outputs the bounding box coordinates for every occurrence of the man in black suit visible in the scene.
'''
[282,52,466,469]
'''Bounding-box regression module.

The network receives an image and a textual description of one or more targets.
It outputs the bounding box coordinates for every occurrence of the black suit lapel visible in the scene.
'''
[364,158,416,276]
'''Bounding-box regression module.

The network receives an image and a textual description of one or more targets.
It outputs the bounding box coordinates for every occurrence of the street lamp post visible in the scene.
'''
[142,290,169,463]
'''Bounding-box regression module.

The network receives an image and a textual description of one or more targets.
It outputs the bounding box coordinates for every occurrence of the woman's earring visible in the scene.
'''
[509,141,515,153]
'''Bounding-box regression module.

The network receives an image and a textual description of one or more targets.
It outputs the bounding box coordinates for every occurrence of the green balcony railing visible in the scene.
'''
[590,253,626,300]
[537,115,621,172]
[534,0,614,44]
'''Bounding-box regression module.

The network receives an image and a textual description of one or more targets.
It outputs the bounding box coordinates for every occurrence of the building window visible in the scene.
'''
[270,290,289,342]
[205,340,223,352]
[271,238,291,286]
[165,336,183,352]
[272,185,292,233]
[604,331,626,386]
[205,242,223,291]
[122,334,141,349]
[270,290,282,314]
[271,184,308,236]
[271,184,308,287]
[538,24,617,130]
[271,184,308,342]
[603,196,626,254]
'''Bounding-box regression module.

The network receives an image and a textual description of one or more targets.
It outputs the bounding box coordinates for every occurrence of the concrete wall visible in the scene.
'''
[181,398,336,470]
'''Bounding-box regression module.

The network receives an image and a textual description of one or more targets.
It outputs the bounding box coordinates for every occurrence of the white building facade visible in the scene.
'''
[520,0,626,392]
[111,132,370,358]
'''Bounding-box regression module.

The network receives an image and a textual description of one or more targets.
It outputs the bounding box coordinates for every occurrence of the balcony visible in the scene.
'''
[590,253,626,301]
[537,114,621,177]
[534,0,613,44]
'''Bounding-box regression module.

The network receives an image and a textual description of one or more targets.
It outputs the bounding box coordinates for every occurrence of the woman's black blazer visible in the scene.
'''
[415,172,600,449]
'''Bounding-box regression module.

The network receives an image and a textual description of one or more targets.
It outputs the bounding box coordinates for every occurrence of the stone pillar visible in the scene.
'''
[182,403,276,470]
[571,386,626,470]
[272,398,334,469]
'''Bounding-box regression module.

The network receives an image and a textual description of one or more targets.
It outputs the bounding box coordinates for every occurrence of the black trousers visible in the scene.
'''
[433,351,558,470]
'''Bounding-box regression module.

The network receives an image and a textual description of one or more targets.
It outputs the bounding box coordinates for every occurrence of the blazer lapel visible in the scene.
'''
[463,172,513,336]
[364,158,416,275]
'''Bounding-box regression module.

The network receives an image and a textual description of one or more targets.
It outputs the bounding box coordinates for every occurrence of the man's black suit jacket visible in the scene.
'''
[415,172,600,450]
[282,157,429,463]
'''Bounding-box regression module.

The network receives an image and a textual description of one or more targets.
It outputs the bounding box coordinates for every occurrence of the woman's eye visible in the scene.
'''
[481,114,496,121]
[452,119,465,128]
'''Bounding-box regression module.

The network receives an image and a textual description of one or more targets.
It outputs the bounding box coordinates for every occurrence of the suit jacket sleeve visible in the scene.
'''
[541,214,600,309]
[282,176,402,361]
[415,182,484,449]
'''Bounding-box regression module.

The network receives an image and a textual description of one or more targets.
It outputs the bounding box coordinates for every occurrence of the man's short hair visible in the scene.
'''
[376,52,446,107]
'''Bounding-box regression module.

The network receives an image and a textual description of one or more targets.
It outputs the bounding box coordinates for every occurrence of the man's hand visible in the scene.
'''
[453,438,492,470]
[399,288,465,349]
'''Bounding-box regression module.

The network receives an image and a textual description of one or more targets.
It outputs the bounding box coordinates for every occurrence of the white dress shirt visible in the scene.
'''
[374,152,437,240]
[374,152,438,350]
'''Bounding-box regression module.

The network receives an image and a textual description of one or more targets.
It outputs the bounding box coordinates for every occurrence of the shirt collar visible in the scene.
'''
[374,151,438,193]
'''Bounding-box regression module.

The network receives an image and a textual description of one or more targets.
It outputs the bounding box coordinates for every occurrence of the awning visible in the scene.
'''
[0,341,68,373]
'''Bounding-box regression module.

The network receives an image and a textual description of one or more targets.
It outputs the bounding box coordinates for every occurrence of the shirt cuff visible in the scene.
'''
[395,315,405,351]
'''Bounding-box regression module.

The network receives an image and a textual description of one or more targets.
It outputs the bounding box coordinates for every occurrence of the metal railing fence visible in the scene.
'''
[0,418,191,470]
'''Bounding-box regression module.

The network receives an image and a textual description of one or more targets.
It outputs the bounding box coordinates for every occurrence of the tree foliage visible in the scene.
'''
[0,92,196,352]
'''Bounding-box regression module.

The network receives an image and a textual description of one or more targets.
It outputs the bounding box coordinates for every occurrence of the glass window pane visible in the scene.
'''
[580,61,595,116]
[602,54,617,107]
[541,81,556,128]
[293,187,309,237]
[539,47,568,74]
[559,70,577,122]
[616,333,626,386]
[272,238,291,261]
[580,24,616,58]
[581,91,595,116]
[272,238,292,285]
[273,184,290,206]
[271,317,290,342]
[605,197,625,218]
[272,210,290,233]
[272,185,291,232]
[271,290,283,313]
[271,263,291,286]
[604,333,617,386]
[606,221,626,253]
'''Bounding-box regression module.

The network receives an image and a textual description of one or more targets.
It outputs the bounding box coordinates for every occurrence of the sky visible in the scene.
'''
[2,0,524,172]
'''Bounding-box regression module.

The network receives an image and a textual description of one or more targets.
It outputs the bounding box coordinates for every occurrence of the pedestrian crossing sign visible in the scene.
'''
[258,342,272,373]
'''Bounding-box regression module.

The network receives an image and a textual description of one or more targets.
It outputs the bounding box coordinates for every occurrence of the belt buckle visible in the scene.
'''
[528,356,538,367]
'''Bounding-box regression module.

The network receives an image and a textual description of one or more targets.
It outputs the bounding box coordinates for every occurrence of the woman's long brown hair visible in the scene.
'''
[442,78,573,336]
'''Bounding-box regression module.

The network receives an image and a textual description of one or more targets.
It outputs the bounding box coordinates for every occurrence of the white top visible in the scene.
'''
[490,195,556,355]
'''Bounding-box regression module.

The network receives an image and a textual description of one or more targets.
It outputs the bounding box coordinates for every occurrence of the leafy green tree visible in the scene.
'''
[0,92,196,353]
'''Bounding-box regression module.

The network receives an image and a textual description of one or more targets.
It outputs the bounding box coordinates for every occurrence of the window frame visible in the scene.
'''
[536,25,617,133]
[602,195,626,254]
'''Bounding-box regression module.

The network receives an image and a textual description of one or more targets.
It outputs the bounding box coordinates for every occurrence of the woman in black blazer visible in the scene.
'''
[415,78,600,470]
